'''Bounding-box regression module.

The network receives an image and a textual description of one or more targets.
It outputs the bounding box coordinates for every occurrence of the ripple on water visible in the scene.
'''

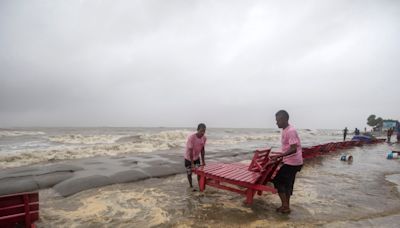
[386,173,400,193]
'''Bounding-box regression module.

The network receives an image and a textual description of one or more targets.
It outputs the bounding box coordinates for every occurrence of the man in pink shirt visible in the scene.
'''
[184,123,207,189]
[270,110,303,214]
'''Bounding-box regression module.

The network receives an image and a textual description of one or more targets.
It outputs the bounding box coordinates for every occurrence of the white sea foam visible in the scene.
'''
[0,130,46,137]
[298,129,342,136]
[0,141,179,168]
[139,130,191,144]
[47,130,192,145]
[48,134,127,144]
[0,130,194,168]
[40,188,170,227]
[0,137,209,168]
[209,134,280,145]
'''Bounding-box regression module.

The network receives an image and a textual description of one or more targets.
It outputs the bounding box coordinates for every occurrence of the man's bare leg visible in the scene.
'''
[277,193,291,213]
[187,173,193,188]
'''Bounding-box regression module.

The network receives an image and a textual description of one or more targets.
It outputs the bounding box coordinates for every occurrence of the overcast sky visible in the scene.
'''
[0,0,399,129]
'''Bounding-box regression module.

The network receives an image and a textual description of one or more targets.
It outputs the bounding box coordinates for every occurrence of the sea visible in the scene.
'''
[0,127,340,169]
[1,127,399,227]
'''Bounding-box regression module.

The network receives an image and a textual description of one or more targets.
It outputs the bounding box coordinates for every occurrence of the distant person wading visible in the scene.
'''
[343,127,348,141]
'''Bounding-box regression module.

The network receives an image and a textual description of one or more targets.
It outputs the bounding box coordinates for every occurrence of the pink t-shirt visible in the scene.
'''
[281,125,303,166]
[184,133,207,161]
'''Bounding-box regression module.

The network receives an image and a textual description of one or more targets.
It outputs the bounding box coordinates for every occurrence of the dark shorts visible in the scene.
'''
[184,159,200,175]
[273,164,302,195]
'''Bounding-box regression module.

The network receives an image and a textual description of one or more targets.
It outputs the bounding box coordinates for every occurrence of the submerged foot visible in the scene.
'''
[279,207,291,214]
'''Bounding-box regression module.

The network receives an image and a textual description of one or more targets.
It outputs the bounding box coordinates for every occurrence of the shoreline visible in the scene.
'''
[2,142,400,227]
[0,149,254,197]
[35,165,400,227]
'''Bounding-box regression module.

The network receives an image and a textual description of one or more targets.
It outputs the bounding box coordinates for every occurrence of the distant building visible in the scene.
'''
[382,120,398,131]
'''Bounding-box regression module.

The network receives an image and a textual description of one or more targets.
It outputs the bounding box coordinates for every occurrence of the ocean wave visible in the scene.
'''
[298,129,343,137]
[0,139,185,168]
[48,134,126,144]
[0,130,284,168]
[139,130,191,142]
[0,130,46,137]
[116,135,142,143]
[47,130,192,145]
[0,130,197,168]
[209,134,280,145]
[0,130,292,168]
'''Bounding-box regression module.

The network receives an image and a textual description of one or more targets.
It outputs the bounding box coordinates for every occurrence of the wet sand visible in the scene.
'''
[33,143,400,227]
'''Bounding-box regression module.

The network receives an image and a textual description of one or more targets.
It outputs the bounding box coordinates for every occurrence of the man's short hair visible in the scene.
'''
[275,110,289,120]
[197,123,206,130]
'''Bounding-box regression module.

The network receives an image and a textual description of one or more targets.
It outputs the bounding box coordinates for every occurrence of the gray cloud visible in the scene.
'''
[1,0,399,128]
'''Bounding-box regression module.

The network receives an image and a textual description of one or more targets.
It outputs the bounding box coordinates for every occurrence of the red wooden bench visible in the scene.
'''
[303,141,356,159]
[0,192,39,228]
[311,144,323,151]
[319,142,335,152]
[302,147,321,159]
[334,141,347,150]
[194,149,282,205]
[352,140,364,146]
[342,141,354,148]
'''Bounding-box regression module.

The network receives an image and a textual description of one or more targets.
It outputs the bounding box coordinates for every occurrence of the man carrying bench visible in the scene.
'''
[184,123,207,191]
[270,110,303,214]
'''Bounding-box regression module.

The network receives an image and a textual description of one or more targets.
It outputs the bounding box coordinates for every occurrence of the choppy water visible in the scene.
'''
[38,142,400,227]
[0,127,340,168]
[1,127,400,227]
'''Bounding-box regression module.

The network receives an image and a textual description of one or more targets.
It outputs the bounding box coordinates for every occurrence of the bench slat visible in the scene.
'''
[208,166,233,176]
[0,212,39,227]
[0,193,38,207]
[223,168,254,182]
[231,170,259,183]
[0,203,39,217]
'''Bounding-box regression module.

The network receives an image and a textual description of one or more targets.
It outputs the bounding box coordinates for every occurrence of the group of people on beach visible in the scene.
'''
[184,110,303,214]
[342,127,361,141]
[344,125,400,143]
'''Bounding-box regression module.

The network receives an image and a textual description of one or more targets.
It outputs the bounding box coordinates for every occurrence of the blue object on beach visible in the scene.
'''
[351,135,372,143]
[387,152,398,159]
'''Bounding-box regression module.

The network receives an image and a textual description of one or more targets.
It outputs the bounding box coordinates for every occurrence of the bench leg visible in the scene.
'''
[245,189,255,205]
[23,194,31,228]
[199,174,206,192]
